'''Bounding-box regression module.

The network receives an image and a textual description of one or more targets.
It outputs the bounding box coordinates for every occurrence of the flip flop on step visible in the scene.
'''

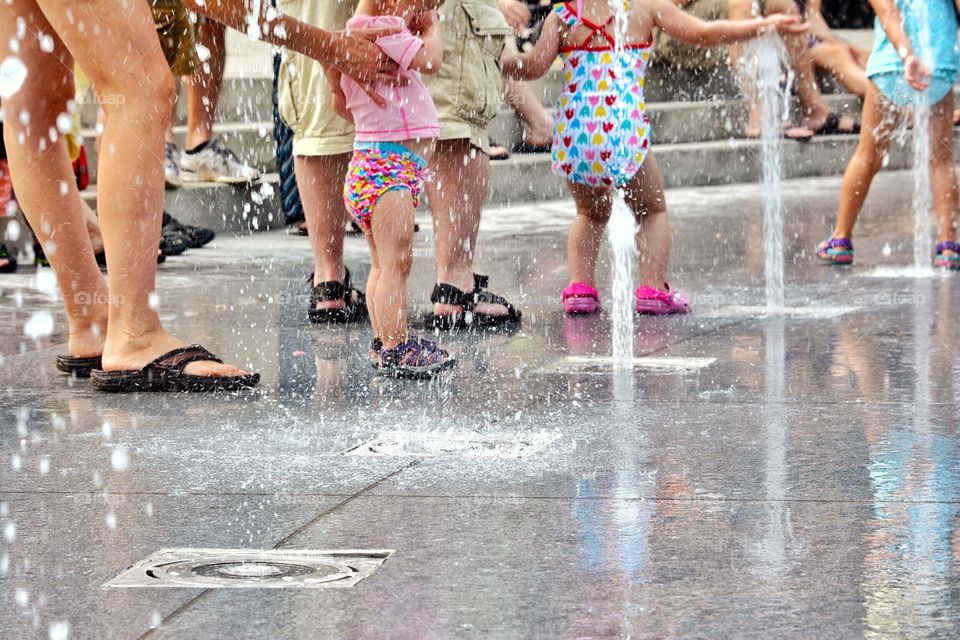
[56,354,103,378]
[90,344,260,393]
[811,112,860,136]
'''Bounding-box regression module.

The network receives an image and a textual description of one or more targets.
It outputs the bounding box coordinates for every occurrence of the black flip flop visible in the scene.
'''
[423,274,522,331]
[512,141,552,154]
[90,344,260,393]
[56,354,103,378]
[308,267,368,324]
[811,112,861,136]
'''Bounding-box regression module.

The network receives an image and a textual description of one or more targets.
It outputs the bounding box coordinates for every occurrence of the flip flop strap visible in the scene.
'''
[430,282,473,309]
[144,344,223,374]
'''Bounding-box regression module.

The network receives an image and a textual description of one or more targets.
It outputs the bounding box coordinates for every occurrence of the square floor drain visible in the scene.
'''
[534,356,716,375]
[104,548,393,589]
[345,430,558,459]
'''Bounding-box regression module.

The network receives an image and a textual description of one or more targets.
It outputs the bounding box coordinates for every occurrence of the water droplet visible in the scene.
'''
[102,421,112,439]
[882,243,892,256]
[0,57,27,98]
[4,219,20,242]
[3,521,15,543]
[56,113,72,134]
[38,34,54,53]
[111,446,128,471]
[48,621,69,640]
[148,292,160,309]
[23,310,54,339]
[15,588,28,606]
[105,512,117,529]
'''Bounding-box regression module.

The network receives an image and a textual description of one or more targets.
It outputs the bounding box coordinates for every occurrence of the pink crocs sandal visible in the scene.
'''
[635,283,692,315]
[562,282,601,315]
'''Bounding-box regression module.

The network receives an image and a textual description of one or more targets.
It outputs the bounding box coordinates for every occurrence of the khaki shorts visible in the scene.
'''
[277,0,358,157]
[277,0,511,157]
[150,0,198,77]
[426,0,512,153]
[655,0,729,71]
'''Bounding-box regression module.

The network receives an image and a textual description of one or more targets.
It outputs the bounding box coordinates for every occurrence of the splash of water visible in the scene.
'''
[609,195,636,372]
[606,0,635,372]
[743,36,790,311]
[911,0,934,274]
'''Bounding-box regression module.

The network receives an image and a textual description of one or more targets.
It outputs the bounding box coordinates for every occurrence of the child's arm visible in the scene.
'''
[324,67,354,122]
[501,11,563,80]
[408,10,444,75]
[868,0,930,90]
[651,0,809,47]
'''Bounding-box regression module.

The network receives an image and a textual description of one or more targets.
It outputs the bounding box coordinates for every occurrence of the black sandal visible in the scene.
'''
[308,267,368,324]
[0,243,16,273]
[56,354,102,378]
[423,274,522,331]
[90,344,260,392]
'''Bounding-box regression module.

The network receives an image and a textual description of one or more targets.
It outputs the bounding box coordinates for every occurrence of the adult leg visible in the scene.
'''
[186,19,226,149]
[567,182,612,286]
[37,0,247,376]
[369,190,416,348]
[0,0,107,358]
[832,85,897,239]
[428,139,508,317]
[928,92,959,247]
[622,153,671,289]
[295,154,355,310]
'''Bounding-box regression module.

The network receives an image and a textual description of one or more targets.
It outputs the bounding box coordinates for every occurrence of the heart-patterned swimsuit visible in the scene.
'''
[551,1,652,188]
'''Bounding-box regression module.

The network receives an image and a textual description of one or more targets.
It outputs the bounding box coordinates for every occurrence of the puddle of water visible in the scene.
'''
[104,548,393,589]
[536,356,716,375]
[345,430,559,459]
[859,266,939,279]
[702,305,860,319]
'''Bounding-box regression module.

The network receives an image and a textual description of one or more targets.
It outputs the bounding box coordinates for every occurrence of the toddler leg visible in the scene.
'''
[369,190,416,348]
[366,235,382,342]
[623,154,670,289]
[567,181,612,286]
[928,92,959,248]
[832,84,898,239]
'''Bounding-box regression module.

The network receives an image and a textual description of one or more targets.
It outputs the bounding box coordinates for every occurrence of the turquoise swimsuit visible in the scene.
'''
[865,0,960,106]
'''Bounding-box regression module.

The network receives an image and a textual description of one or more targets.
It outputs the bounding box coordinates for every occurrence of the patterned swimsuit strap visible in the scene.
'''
[555,1,639,52]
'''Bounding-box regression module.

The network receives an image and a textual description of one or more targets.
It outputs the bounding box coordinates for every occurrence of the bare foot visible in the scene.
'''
[431,276,511,318]
[101,329,251,377]
[68,307,109,359]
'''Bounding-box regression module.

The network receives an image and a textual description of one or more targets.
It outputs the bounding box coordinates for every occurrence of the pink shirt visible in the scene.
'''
[341,15,441,143]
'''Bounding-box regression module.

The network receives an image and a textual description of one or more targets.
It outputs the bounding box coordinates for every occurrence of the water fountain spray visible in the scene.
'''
[607,0,637,372]
[742,29,790,312]
[910,0,934,274]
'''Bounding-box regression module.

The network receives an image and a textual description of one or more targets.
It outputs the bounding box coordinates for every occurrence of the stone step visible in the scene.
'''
[80,174,284,234]
[80,130,952,233]
[82,92,865,182]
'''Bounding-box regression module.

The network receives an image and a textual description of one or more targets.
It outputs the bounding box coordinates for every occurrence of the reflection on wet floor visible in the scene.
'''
[2,172,960,637]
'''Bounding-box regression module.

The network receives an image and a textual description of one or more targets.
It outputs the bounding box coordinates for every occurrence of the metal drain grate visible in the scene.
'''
[534,356,716,375]
[345,430,558,459]
[104,548,393,589]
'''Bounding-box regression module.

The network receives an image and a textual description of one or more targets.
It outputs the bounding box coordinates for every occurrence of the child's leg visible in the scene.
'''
[623,153,670,289]
[928,92,959,248]
[366,235,382,341]
[833,84,898,239]
[567,182,612,285]
[809,42,869,97]
[369,190,416,348]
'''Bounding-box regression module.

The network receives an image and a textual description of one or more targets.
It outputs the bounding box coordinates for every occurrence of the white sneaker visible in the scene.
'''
[180,138,260,184]
[164,142,182,189]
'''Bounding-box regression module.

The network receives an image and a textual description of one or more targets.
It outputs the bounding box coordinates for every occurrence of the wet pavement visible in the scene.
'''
[3,169,960,639]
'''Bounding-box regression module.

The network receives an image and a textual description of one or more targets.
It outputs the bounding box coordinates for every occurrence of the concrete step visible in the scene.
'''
[80,174,284,234]
[79,129,953,234]
[82,92,865,183]
[487,131,957,206]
